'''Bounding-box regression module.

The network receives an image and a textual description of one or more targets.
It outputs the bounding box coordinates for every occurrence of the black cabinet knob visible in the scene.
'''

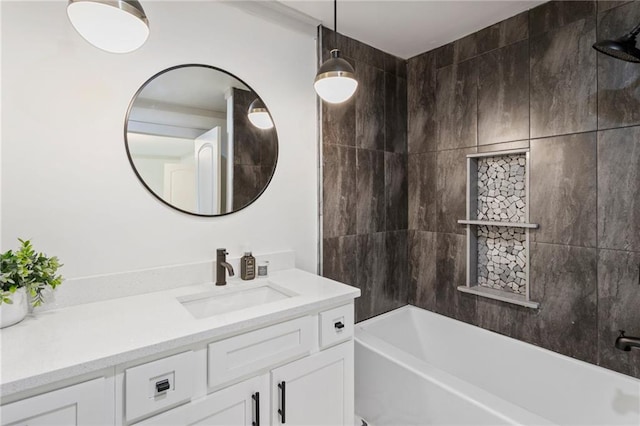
[334,321,345,330]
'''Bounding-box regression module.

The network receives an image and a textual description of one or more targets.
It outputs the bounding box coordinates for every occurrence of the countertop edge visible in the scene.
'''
[0,286,358,398]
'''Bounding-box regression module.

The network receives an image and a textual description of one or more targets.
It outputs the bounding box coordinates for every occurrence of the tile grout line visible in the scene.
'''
[595,7,600,368]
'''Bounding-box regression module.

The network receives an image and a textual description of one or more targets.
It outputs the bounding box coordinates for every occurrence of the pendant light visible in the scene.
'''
[67,0,149,53]
[247,98,274,130]
[314,0,358,104]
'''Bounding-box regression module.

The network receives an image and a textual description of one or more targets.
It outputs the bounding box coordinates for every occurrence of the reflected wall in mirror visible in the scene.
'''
[125,64,278,216]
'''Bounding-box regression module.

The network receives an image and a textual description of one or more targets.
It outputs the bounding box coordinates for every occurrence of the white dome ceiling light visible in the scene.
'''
[67,0,149,54]
[314,0,358,104]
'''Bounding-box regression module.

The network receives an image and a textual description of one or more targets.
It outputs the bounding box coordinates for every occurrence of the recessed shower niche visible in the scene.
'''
[457,149,540,309]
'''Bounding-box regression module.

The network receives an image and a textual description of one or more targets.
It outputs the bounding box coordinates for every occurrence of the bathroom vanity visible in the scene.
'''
[0,268,359,425]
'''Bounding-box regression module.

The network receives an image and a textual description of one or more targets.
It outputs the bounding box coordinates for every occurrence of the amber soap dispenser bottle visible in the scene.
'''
[240,252,256,280]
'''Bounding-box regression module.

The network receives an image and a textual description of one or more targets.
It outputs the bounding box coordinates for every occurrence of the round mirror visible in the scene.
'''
[125,64,278,216]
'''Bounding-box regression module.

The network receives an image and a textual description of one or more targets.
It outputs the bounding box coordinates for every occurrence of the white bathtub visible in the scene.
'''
[355,305,640,426]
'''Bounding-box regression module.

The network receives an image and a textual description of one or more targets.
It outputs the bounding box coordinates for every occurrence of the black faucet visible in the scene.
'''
[216,249,235,286]
[615,330,640,351]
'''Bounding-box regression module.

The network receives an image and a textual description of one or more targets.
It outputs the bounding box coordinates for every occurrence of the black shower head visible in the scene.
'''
[593,23,640,63]
[593,37,640,63]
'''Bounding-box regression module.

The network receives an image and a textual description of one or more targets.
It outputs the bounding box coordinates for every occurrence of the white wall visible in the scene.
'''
[0,1,319,278]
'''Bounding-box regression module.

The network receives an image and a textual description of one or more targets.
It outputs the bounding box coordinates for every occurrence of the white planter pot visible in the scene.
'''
[0,287,29,328]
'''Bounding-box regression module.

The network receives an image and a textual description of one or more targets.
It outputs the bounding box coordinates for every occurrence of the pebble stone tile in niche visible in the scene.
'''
[477,225,527,294]
[477,154,526,223]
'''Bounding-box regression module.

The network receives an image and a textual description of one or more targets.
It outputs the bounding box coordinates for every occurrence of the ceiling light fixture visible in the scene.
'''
[248,98,274,130]
[67,0,150,53]
[314,0,358,104]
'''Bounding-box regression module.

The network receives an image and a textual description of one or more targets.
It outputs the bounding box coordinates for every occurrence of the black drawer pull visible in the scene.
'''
[155,379,170,393]
[334,321,345,330]
[252,392,260,426]
[278,381,286,423]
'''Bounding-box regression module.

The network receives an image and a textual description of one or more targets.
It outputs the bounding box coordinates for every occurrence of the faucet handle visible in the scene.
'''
[217,248,228,255]
[619,330,626,337]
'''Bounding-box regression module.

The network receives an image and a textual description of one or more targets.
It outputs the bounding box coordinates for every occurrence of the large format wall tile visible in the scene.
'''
[385,152,408,231]
[233,165,263,210]
[435,43,454,68]
[598,126,640,251]
[408,230,437,311]
[322,144,356,238]
[436,233,477,324]
[529,243,598,363]
[437,147,475,235]
[408,152,437,231]
[384,52,407,78]
[356,232,387,322]
[530,133,597,247]
[321,26,385,69]
[322,95,355,147]
[385,73,407,153]
[477,297,534,342]
[597,249,640,379]
[478,40,530,145]
[436,60,478,150]
[454,33,477,63]
[407,51,436,153]
[530,17,597,138]
[597,1,631,13]
[477,11,529,55]
[357,149,385,234]
[529,1,596,37]
[596,1,640,130]
[323,236,357,287]
[377,231,409,314]
[356,62,385,151]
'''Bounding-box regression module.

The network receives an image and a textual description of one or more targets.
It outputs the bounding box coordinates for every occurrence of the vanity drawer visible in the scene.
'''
[319,304,354,349]
[125,351,195,423]
[208,316,313,389]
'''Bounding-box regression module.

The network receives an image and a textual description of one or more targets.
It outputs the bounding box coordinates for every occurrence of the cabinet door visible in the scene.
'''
[271,342,354,426]
[137,375,268,426]
[1,377,110,426]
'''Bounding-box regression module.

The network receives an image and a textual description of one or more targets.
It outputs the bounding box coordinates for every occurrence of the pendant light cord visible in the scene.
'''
[334,0,338,49]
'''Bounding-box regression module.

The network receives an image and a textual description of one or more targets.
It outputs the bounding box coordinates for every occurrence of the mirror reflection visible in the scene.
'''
[125,65,278,216]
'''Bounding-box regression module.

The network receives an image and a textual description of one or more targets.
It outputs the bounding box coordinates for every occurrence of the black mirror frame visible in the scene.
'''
[123,64,278,217]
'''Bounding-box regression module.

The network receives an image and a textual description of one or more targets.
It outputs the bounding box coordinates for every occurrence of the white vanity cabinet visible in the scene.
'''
[0,377,114,426]
[1,301,356,426]
[137,375,269,426]
[127,304,354,425]
[271,342,353,426]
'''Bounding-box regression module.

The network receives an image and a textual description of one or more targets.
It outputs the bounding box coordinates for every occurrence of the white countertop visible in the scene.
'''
[0,268,359,398]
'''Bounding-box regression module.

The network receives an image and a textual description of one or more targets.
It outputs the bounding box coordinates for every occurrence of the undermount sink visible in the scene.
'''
[178,283,295,319]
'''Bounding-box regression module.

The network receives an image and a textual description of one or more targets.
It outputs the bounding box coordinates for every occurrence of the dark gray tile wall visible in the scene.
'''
[320,26,408,322]
[597,249,640,377]
[597,126,640,251]
[232,88,278,210]
[530,16,597,138]
[436,60,478,150]
[530,132,597,247]
[436,147,476,235]
[478,40,529,145]
[597,1,640,129]
[322,144,356,238]
[407,51,436,153]
[406,1,640,379]
[408,152,437,231]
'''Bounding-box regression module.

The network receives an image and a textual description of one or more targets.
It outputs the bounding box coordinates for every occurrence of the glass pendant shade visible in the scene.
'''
[314,49,358,104]
[67,0,149,53]
[248,98,274,130]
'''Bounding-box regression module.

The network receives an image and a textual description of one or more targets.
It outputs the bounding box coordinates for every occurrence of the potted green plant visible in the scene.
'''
[0,239,63,328]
